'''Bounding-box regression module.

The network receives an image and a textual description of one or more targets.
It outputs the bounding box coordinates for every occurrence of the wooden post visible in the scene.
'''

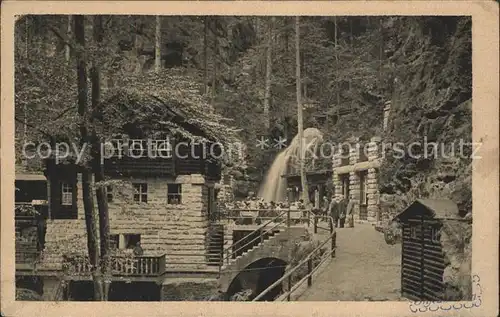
[314,216,318,234]
[331,231,336,258]
[287,275,292,301]
[307,258,312,287]
[287,207,291,228]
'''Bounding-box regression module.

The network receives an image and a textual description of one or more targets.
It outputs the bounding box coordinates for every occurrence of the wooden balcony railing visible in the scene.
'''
[62,254,167,276]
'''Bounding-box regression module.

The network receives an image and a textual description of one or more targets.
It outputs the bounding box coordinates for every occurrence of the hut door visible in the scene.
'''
[421,222,445,300]
[401,218,425,300]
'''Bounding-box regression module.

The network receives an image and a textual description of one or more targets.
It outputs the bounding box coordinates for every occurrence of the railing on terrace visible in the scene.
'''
[62,254,167,276]
[214,207,311,225]
[252,215,337,301]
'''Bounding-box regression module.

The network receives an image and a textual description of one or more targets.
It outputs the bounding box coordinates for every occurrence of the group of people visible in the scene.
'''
[219,192,355,228]
[219,192,308,224]
[320,195,355,228]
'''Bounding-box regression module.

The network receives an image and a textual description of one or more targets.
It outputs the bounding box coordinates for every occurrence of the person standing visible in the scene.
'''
[338,196,347,228]
[328,195,339,227]
[133,241,144,256]
[345,200,356,228]
[322,196,330,217]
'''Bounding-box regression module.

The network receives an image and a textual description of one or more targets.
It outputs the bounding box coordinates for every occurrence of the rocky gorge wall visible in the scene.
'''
[378,17,472,299]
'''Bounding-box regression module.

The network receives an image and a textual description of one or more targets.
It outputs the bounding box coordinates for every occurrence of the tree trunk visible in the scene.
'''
[348,18,353,93]
[295,16,310,206]
[155,16,162,72]
[65,16,72,63]
[90,15,111,301]
[334,16,340,118]
[379,17,384,81]
[263,17,274,130]
[22,17,29,165]
[203,16,209,95]
[74,14,101,301]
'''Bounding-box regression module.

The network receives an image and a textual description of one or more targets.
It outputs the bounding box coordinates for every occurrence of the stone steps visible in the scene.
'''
[220,230,282,270]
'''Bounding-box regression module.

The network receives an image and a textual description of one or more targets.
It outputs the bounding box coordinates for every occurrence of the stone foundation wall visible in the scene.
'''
[161,278,219,301]
[41,174,212,270]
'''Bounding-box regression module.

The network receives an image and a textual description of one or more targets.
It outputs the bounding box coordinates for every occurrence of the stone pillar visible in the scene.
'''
[332,146,341,199]
[366,167,379,223]
[367,136,382,161]
[332,172,342,200]
[349,171,360,221]
[348,137,360,165]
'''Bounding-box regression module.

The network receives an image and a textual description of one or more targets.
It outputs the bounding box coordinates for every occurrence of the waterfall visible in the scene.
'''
[257,128,323,202]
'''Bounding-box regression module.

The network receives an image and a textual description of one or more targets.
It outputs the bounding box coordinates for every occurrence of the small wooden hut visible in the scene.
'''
[393,199,471,301]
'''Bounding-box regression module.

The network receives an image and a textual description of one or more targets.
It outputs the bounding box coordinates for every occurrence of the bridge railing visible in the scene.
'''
[221,210,289,265]
[252,215,337,301]
[214,207,309,224]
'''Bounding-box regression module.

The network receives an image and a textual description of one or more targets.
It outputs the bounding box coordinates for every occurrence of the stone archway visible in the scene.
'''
[224,257,287,301]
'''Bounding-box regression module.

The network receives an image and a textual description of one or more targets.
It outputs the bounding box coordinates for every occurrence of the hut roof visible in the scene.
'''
[393,199,463,221]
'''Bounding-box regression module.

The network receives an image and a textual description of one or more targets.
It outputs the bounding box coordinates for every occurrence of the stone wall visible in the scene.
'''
[41,174,213,271]
[161,278,219,301]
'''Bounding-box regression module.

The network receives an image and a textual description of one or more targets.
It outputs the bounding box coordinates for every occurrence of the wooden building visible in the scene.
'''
[393,199,471,301]
[15,82,237,300]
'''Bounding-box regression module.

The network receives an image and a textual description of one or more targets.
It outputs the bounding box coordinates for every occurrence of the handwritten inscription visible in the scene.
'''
[408,274,482,313]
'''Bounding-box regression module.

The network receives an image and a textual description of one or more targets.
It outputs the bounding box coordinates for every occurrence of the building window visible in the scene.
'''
[340,175,350,199]
[128,139,147,157]
[61,182,73,206]
[151,139,172,158]
[107,185,113,203]
[133,183,148,203]
[123,234,141,249]
[167,184,182,204]
[109,234,119,249]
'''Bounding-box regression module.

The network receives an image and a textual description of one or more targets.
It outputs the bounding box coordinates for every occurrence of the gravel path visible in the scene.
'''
[297,223,404,301]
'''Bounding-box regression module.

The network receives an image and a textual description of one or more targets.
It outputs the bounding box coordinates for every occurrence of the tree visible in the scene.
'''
[295,16,310,206]
[90,15,112,301]
[74,14,102,300]
[263,17,275,130]
[155,16,162,72]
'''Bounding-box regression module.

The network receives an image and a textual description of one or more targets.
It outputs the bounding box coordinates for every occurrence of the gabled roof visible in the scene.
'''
[393,199,463,221]
[97,69,240,146]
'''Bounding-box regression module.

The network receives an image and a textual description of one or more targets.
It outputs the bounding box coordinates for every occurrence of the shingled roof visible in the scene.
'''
[393,199,464,221]
[98,69,241,146]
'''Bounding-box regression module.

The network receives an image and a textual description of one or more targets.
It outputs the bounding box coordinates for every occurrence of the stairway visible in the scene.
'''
[219,227,283,270]
[206,224,224,266]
